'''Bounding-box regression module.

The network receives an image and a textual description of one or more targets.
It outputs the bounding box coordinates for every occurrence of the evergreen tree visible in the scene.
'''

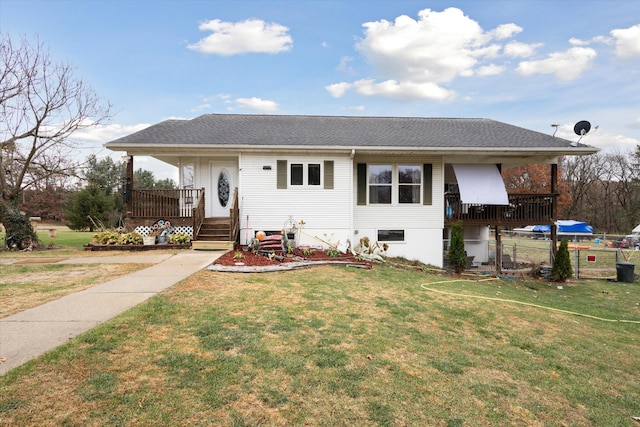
[133,169,177,189]
[65,185,118,231]
[551,239,573,281]
[82,155,124,195]
[449,221,467,274]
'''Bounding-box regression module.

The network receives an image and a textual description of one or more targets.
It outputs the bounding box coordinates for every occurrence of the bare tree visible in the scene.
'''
[0,34,111,249]
[560,154,604,224]
[561,148,640,233]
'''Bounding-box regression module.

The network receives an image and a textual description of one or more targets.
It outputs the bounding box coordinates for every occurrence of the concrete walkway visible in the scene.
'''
[0,251,222,375]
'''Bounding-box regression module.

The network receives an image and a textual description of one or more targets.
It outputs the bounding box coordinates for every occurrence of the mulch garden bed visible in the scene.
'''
[213,247,361,267]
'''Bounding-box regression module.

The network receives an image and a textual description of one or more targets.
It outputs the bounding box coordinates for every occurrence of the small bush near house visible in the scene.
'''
[551,239,573,281]
[91,230,143,245]
[169,233,191,245]
[448,220,467,274]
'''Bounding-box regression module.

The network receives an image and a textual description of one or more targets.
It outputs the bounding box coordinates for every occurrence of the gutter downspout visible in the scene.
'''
[350,149,356,250]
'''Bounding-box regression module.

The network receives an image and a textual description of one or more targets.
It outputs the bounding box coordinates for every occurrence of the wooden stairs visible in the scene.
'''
[191,217,235,251]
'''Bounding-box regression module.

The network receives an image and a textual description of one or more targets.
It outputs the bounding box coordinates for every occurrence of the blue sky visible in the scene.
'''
[1,0,639,181]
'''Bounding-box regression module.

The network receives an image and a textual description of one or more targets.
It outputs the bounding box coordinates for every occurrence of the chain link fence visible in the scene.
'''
[500,231,638,280]
[445,231,638,280]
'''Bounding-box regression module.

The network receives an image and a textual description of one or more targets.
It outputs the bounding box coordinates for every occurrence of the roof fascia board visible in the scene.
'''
[106,143,597,158]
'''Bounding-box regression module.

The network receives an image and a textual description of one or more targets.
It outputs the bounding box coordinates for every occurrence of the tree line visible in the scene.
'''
[503,146,640,235]
[17,154,176,231]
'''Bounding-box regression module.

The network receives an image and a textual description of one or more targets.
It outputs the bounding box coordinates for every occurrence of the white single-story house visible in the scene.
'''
[105,114,597,269]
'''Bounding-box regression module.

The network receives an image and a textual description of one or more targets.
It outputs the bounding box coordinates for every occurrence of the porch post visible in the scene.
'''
[125,155,134,217]
[495,225,502,274]
[550,163,558,257]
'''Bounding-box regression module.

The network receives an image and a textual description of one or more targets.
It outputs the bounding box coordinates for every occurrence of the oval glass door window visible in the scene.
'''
[218,170,230,207]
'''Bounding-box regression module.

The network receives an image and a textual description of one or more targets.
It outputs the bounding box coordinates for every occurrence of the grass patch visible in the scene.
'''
[0,263,148,317]
[1,265,639,425]
[1,228,94,256]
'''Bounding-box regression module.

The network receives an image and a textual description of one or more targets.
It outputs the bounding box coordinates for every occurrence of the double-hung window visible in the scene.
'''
[277,160,334,189]
[290,163,321,186]
[368,165,392,204]
[398,165,421,204]
[358,163,432,206]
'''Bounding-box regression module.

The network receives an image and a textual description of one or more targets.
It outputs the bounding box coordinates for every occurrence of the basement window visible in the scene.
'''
[377,230,404,242]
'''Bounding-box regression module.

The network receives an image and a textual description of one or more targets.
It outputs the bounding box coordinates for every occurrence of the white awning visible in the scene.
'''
[452,164,509,205]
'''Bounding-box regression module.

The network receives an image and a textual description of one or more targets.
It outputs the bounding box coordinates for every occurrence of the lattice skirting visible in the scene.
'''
[135,225,193,237]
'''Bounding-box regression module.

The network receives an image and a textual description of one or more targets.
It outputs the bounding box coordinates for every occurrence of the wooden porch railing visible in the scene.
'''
[229,188,239,242]
[444,193,556,227]
[129,188,203,218]
[192,189,205,239]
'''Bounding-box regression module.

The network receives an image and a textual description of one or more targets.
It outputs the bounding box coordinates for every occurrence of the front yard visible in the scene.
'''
[1,261,639,426]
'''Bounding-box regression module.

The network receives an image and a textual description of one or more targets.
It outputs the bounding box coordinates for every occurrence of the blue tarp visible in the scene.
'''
[532,220,593,234]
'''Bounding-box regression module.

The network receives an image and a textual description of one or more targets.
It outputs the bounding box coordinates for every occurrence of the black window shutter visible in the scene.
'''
[357,163,367,205]
[423,164,433,205]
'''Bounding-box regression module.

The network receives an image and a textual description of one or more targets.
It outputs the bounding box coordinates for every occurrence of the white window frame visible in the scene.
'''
[367,164,422,205]
[290,162,322,187]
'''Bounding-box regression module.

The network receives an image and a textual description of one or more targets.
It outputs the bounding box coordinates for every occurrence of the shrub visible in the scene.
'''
[551,239,573,281]
[325,247,341,257]
[91,230,122,245]
[2,207,38,250]
[169,233,191,245]
[119,232,143,245]
[448,221,467,274]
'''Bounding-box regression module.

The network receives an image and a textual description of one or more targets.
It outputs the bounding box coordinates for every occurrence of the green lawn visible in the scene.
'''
[1,263,638,426]
[0,227,94,256]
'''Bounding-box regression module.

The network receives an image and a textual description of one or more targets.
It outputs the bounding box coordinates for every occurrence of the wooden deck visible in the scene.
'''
[444,193,556,228]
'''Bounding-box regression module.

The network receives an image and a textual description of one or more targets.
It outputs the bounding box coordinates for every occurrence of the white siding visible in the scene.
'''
[353,155,445,266]
[188,152,447,267]
[239,153,352,246]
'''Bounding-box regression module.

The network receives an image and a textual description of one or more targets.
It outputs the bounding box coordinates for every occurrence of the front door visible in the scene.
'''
[210,162,238,217]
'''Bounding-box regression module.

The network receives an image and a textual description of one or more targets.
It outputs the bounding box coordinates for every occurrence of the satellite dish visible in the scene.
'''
[573,121,591,136]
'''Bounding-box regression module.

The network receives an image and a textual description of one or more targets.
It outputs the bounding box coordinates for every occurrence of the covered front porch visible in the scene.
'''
[123,187,239,250]
[119,154,240,250]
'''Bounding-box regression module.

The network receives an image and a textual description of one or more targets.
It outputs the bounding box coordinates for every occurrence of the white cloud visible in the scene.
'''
[476,64,504,76]
[235,97,278,112]
[490,23,523,40]
[190,103,211,112]
[516,47,596,81]
[569,37,588,46]
[325,82,353,98]
[611,23,640,59]
[353,79,455,101]
[329,7,525,101]
[336,56,355,74]
[188,19,292,55]
[504,41,543,58]
[70,122,151,144]
[570,35,612,46]
[357,8,488,84]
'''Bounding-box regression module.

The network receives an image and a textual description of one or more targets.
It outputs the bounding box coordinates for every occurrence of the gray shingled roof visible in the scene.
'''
[105,114,596,151]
